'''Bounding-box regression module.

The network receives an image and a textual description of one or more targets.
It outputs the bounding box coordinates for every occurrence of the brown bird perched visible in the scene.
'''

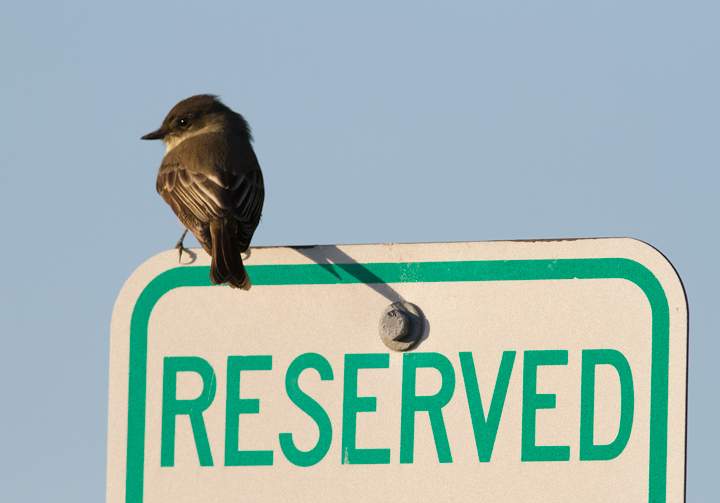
[141,94,264,290]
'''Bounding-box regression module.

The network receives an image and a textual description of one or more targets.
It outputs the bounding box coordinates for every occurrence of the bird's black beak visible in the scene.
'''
[141,129,167,140]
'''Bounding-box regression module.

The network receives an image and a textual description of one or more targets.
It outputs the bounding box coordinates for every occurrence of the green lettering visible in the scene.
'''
[279,353,334,467]
[341,353,390,464]
[224,355,273,466]
[400,352,456,464]
[460,351,515,462]
[580,349,634,461]
[521,350,570,462]
[160,357,216,467]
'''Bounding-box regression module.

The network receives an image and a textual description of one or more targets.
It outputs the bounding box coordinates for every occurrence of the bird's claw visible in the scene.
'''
[175,229,189,263]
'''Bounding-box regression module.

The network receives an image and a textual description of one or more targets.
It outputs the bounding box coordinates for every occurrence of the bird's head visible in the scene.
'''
[141,94,251,153]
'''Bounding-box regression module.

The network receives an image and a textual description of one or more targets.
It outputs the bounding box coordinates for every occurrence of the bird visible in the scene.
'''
[141,94,264,290]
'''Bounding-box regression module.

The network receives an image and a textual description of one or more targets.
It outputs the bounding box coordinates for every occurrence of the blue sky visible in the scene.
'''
[1,2,717,500]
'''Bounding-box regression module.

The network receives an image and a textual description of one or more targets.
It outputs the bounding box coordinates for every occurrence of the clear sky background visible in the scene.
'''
[1,2,717,500]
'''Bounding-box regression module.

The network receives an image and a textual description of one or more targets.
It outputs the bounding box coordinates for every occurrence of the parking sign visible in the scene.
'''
[108,238,687,502]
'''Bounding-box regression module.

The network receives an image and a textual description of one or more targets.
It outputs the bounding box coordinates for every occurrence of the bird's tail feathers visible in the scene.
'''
[209,219,250,290]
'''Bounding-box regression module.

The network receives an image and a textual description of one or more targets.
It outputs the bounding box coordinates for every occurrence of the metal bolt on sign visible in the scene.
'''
[378,301,424,351]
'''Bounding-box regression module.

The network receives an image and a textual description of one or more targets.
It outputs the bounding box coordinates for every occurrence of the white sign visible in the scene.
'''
[108,239,687,502]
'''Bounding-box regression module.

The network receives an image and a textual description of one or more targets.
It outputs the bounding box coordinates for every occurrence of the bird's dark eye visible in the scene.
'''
[178,117,191,128]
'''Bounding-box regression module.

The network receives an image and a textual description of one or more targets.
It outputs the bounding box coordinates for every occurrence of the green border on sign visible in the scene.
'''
[125,258,670,502]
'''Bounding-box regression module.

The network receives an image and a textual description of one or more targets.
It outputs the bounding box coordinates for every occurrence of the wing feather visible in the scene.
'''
[157,163,232,222]
[156,141,264,255]
[229,168,264,249]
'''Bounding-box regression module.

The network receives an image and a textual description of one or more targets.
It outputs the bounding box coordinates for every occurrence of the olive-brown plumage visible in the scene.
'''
[142,95,264,290]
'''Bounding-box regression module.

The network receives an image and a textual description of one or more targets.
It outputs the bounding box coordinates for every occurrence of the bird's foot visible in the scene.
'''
[175,229,189,263]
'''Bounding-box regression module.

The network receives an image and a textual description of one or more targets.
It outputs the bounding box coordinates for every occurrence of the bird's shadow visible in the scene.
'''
[291,245,430,349]
[179,248,198,265]
[178,245,249,265]
[176,243,430,348]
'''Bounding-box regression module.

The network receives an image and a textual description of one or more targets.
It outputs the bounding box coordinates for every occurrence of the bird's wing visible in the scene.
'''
[230,167,265,250]
[157,163,232,252]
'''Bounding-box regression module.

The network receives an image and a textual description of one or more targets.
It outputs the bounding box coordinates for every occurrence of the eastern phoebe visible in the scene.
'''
[142,94,264,290]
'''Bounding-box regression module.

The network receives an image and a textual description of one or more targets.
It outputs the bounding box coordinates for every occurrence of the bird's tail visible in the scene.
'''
[209,219,251,290]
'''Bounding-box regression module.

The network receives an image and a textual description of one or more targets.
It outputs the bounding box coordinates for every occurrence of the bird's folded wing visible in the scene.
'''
[157,164,232,223]
[230,168,265,248]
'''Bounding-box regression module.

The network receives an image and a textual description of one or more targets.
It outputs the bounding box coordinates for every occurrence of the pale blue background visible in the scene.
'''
[1,2,717,500]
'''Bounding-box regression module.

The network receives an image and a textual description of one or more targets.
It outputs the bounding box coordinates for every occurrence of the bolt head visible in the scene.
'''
[380,309,409,341]
[378,301,424,352]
